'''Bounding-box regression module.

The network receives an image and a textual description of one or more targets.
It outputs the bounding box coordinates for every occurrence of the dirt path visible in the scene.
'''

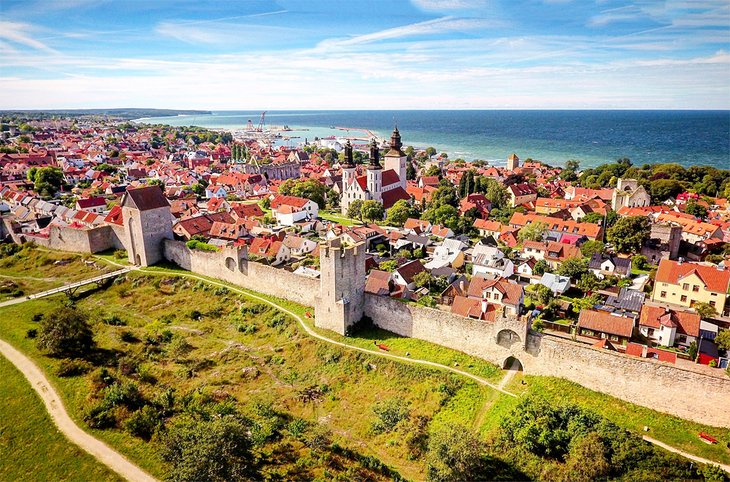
[0,338,157,482]
[498,358,521,390]
[644,436,730,474]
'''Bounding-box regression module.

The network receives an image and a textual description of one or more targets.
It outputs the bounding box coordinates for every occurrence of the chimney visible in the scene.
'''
[678,257,683,264]
[481,298,489,314]
[459,280,465,292]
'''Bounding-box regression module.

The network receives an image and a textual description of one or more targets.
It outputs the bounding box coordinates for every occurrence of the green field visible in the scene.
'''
[0,244,113,301]
[0,355,121,482]
[1,246,728,480]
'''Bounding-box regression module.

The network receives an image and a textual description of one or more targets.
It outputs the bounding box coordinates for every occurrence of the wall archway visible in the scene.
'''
[135,254,141,266]
[497,329,521,348]
[225,257,236,271]
[502,356,523,370]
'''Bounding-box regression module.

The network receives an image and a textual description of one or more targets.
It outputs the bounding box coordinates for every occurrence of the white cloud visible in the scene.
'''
[0,21,56,52]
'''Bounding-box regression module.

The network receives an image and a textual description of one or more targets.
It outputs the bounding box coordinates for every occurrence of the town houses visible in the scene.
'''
[2,114,730,374]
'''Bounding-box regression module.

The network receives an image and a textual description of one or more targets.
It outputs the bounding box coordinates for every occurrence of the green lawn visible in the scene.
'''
[0,245,114,301]
[0,355,122,482]
[318,210,362,226]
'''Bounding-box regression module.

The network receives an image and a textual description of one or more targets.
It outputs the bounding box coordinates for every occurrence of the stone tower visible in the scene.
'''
[340,140,357,216]
[366,138,382,203]
[314,236,366,335]
[121,186,173,266]
[506,153,519,171]
[383,126,407,189]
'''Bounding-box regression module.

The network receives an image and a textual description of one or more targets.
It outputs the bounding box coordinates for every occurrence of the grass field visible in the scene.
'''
[318,210,362,226]
[1,247,728,480]
[0,244,113,301]
[0,355,122,482]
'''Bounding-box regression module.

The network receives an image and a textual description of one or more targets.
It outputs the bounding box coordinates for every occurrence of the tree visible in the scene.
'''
[557,257,589,279]
[577,272,601,293]
[385,200,416,227]
[518,222,547,243]
[406,160,417,180]
[528,283,554,305]
[378,260,398,272]
[581,212,604,224]
[426,424,484,482]
[607,216,650,254]
[190,183,205,197]
[429,185,459,209]
[482,179,509,210]
[694,302,717,320]
[580,240,605,258]
[688,341,698,361]
[278,178,328,208]
[714,330,730,352]
[36,306,95,358]
[533,259,550,276]
[346,199,363,220]
[32,166,64,197]
[422,205,459,230]
[649,179,683,202]
[632,254,649,271]
[425,146,436,159]
[147,178,164,191]
[684,200,708,220]
[424,165,441,177]
[360,200,384,222]
[161,416,257,482]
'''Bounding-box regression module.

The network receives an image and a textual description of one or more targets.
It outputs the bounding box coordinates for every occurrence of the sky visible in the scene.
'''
[0,0,729,110]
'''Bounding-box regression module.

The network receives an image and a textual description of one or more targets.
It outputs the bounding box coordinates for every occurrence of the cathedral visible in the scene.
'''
[340,127,411,216]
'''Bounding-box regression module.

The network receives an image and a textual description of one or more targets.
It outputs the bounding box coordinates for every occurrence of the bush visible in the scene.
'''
[371,397,410,434]
[237,324,257,334]
[83,402,116,429]
[113,249,127,260]
[103,314,126,326]
[119,330,138,343]
[36,306,95,358]
[25,328,37,339]
[56,359,93,377]
[125,405,162,440]
[167,335,193,358]
[186,239,218,252]
[102,381,144,410]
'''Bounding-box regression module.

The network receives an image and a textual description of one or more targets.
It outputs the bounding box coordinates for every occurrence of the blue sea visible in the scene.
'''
[135,110,730,170]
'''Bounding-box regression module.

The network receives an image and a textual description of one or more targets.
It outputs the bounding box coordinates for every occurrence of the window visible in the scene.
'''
[710,301,716,307]
[677,335,687,344]
[660,291,667,298]
[681,295,687,302]
[611,335,619,341]
[647,328,655,336]
[682,283,689,290]
[692,285,700,292]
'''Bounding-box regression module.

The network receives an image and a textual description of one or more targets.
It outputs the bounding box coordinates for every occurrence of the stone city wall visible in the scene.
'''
[162,239,318,306]
[363,294,526,366]
[533,335,730,427]
[24,224,120,254]
[364,293,729,427]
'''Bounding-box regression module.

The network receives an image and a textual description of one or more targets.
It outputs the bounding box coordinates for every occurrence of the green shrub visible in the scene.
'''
[103,314,126,326]
[56,359,92,377]
[288,419,308,440]
[237,324,257,334]
[186,239,218,252]
[102,381,144,410]
[113,249,127,259]
[371,397,410,434]
[83,402,116,429]
[125,405,162,440]
[25,328,37,339]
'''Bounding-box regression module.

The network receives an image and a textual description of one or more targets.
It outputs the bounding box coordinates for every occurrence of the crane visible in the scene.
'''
[256,111,267,132]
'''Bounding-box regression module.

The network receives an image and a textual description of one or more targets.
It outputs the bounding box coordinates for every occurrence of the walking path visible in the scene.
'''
[0,338,157,482]
[498,358,521,390]
[643,436,730,474]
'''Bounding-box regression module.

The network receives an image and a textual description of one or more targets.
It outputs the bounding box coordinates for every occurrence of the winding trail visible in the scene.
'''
[643,436,730,473]
[0,338,157,482]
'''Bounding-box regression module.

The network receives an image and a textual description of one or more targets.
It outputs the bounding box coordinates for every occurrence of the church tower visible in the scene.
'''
[383,126,407,189]
[340,140,356,216]
[366,138,382,203]
[314,237,366,335]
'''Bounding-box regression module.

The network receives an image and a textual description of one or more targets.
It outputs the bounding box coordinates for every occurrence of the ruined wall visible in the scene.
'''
[532,335,730,427]
[163,239,318,306]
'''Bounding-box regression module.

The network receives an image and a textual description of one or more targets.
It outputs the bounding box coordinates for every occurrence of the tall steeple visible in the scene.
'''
[383,125,407,190]
[342,140,355,168]
[390,126,403,151]
[366,138,383,203]
[367,138,381,170]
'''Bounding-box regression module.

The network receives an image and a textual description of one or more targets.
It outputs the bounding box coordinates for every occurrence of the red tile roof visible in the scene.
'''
[578,310,634,338]
[655,259,730,293]
[103,205,123,226]
[639,305,701,337]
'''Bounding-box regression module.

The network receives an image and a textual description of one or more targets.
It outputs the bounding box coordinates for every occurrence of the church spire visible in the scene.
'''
[390,126,402,150]
[342,140,355,168]
[367,138,381,170]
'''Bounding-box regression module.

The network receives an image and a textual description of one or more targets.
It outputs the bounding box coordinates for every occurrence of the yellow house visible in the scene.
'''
[652,259,730,315]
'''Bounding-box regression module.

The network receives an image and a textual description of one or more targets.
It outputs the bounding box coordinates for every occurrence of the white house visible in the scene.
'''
[282,235,318,256]
[424,239,466,270]
[270,195,319,227]
[471,245,514,278]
